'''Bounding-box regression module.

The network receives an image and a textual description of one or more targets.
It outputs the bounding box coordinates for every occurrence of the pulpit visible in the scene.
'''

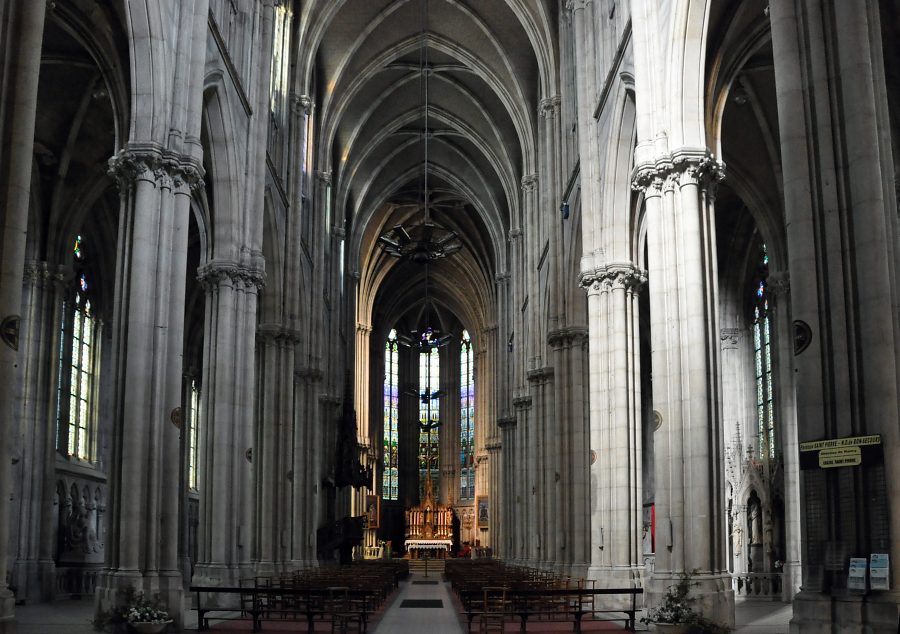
[404,473,453,558]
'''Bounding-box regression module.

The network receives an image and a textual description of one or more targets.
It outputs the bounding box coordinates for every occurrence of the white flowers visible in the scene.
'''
[125,595,169,623]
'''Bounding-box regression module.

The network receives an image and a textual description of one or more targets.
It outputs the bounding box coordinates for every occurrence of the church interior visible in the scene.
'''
[0,0,899,632]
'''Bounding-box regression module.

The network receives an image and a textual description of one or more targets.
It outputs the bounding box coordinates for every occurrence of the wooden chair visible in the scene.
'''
[480,586,508,634]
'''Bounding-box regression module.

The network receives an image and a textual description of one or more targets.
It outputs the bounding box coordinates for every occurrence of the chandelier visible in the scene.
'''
[377,0,462,264]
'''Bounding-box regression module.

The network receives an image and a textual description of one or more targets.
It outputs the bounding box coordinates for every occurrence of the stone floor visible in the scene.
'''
[13,583,792,633]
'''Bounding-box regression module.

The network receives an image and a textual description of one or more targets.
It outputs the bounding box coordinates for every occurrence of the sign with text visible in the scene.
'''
[870,553,890,590]
[848,558,867,591]
[799,434,882,470]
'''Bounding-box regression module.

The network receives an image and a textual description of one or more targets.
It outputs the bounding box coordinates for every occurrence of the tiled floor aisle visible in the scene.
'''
[372,573,464,634]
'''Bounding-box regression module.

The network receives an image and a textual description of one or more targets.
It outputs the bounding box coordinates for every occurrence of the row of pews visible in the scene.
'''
[445,559,643,632]
[191,560,409,632]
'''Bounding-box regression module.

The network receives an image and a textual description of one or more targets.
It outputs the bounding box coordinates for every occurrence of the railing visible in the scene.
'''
[732,572,783,599]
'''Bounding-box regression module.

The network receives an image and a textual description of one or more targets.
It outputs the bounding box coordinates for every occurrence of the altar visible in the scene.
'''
[405,538,452,558]
[404,472,453,558]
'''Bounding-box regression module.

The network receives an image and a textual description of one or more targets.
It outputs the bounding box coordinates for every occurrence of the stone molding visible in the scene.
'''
[631,148,725,198]
[197,260,267,291]
[547,326,588,349]
[257,324,302,345]
[526,366,554,383]
[512,395,532,410]
[108,144,205,193]
[497,416,517,430]
[521,174,538,192]
[578,262,647,293]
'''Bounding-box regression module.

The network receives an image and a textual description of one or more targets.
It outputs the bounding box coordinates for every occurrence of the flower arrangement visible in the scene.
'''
[93,586,171,632]
[642,570,731,634]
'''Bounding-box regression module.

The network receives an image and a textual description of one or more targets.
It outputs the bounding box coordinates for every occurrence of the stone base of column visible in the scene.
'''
[790,591,900,633]
[0,587,15,634]
[586,565,645,609]
[781,560,801,602]
[96,570,184,631]
[646,572,734,628]
[11,559,39,605]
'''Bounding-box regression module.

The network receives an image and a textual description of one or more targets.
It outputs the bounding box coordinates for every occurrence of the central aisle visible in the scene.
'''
[373,573,464,634]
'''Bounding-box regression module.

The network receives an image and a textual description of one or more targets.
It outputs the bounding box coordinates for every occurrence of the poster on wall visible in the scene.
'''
[365,494,380,529]
[476,496,489,528]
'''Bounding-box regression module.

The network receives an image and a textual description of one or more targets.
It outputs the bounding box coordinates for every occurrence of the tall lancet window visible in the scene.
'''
[383,329,399,500]
[460,330,475,499]
[419,345,440,497]
[59,235,96,460]
[753,244,775,459]
[188,379,201,490]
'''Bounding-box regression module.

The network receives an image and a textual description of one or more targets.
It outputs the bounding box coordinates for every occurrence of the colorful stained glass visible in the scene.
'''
[460,330,475,499]
[64,286,94,460]
[419,345,440,497]
[383,329,400,500]
[80,274,88,292]
[753,244,775,460]
[73,235,83,260]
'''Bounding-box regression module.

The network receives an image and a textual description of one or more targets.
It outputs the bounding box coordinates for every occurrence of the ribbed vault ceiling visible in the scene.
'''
[300,0,557,336]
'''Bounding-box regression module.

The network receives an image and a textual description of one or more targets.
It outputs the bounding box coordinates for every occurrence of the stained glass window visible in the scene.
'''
[67,291,94,459]
[189,380,201,490]
[460,330,475,499]
[419,345,440,498]
[383,329,399,500]
[753,244,775,459]
[73,235,83,261]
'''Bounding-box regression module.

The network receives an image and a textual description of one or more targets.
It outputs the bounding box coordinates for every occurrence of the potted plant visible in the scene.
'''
[93,586,173,634]
[642,571,731,634]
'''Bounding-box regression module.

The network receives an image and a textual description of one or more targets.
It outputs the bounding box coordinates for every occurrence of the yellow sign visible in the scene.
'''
[818,446,862,468]
[800,434,881,452]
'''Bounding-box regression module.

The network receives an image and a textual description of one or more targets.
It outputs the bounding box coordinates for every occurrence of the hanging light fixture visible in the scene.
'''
[377,0,462,264]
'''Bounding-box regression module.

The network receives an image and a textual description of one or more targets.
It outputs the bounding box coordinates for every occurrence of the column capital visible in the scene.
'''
[720,327,741,350]
[508,228,523,241]
[315,170,332,185]
[768,271,790,296]
[295,367,324,383]
[521,174,538,192]
[498,416,517,430]
[512,395,532,410]
[631,148,725,195]
[290,93,312,115]
[257,324,302,345]
[495,272,510,284]
[565,0,593,13]
[578,262,647,292]
[108,144,205,193]
[548,326,588,349]
[526,366,554,384]
[539,96,561,118]
[197,259,267,291]
[485,442,502,453]
[356,322,372,335]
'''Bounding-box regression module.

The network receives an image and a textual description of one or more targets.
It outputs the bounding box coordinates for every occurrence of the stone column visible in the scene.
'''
[255,326,300,574]
[581,265,646,591]
[512,395,533,562]
[12,262,66,603]
[549,327,590,576]
[497,416,517,558]
[0,2,47,628]
[526,367,555,569]
[771,1,900,629]
[633,153,733,624]
[194,259,265,590]
[292,367,322,567]
[99,148,203,625]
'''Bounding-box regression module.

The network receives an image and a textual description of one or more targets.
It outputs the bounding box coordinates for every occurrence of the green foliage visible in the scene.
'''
[642,570,732,634]
[93,586,170,632]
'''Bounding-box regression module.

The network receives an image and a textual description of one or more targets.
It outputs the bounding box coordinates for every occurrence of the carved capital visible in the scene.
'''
[578,262,647,293]
[295,367,324,383]
[290,93,312,115]
[630,148,725,198]
[539,96,561,118]
[526,366,554,384]
[197,259,267,292]
[521,174,538,192]
[512,395,532,410]
[768,271,790,297]
[108,144,205,193]
[547,327,589,349]
[315,170,332,185]
[497,416,517,430]
[257,324,302,345]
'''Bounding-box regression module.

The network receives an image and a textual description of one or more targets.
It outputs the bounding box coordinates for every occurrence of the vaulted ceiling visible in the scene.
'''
[298,0,559,337]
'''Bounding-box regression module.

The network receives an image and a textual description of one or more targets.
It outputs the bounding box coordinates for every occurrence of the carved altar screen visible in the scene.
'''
[419,346,440,498]
[460,330,475,499]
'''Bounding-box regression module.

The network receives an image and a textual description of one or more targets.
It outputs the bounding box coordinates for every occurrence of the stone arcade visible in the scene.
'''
[0,0,899,632]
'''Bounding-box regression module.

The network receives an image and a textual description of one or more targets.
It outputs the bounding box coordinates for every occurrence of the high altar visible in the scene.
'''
[404,473,453,558]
